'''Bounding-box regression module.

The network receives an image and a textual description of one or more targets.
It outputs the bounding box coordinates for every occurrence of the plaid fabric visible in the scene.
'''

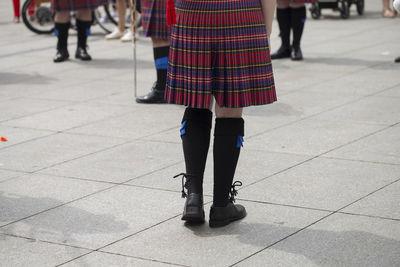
[52,0,107,11]
[140,0,170,39]
[165,0,277,109]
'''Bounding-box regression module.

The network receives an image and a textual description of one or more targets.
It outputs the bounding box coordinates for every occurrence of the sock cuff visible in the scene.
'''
[290,6,306,14]
[153,46,170,59]
[55,22,71,30]
[214,118,244,136]
[76,19,92,31]
[182,108,213,127]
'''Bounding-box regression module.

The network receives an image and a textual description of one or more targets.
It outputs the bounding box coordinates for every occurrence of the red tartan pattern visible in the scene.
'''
[165,0,277,108]
[140,0,170,39]
[52,0,107,11]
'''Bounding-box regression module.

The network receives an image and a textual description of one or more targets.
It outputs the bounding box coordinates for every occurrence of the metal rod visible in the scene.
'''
[130,0,137,98]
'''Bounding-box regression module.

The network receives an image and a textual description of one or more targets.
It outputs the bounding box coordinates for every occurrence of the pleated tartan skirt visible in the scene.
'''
[52,0,107,12]
[141,0,170,39]
[165,0,277,109]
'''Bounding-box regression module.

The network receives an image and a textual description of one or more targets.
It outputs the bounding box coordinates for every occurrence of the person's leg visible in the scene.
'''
[271,0,291,60]
[289,2,306,60]
[12,0,20,22]
[136,38,170,103]
[75,10,92,60]
[209,104,246,227]
[117,0,127,32]
[177,106,213,222]
[382,0,395,17]
[395,56,400,63]
[53,11,71,62]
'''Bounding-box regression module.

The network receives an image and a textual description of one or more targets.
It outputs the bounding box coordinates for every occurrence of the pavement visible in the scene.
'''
[1,0,400,266]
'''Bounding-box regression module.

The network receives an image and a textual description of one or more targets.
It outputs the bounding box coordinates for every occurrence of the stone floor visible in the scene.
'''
[0,0,399,266]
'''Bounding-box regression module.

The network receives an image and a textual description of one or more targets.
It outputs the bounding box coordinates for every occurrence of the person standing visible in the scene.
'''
[166,0,277,227]
[271,0,316,61]
[52,0,107,62]
[12,0,20,23]
[136,0,170,104]
[382,0,395,17]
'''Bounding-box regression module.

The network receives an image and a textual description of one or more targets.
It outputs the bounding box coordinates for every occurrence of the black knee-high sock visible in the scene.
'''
[213,118,244,207]
[180,108,213,195]
[291,6,306,49]
[153,46,170,92]
[276,8,291,49]
[76,19,91,49]
[55,22,70,52]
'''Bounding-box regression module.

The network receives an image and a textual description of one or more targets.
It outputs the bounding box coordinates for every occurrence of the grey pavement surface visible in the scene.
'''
[0,0,400,266]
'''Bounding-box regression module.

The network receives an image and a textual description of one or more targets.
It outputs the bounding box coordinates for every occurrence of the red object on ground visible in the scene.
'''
[0,136,7,142]
[166,0,177,26]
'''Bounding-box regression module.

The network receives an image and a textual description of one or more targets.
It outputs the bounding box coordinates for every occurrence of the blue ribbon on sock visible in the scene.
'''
[237,136,244,148]
[85,28,91,36]
[180,120,187,136]
[54,29,59,36]
[155,56,168,70]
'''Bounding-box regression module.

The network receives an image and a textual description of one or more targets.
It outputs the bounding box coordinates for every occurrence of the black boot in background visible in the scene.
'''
[290,6,306,61]
[53,22,70,63]
[76,19,92,61]
[136,46,169,104]
[176,108,213,223]
[271,8,291,60]
[210,118,247,227]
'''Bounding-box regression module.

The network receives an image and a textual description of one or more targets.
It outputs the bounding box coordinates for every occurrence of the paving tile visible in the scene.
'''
[0,132,126,172]
[246,118,383,156]
[0,234,90,267]
[3,102,131,132]
[0,173,109,226]
[239,158,400,210]
[0,169,23,183]
[24,79,132,102]
[342,180,400,220]
[0,97,73,122]
[300,69,400,97]
[376,84,400,98]
[0,125,54,149]
[128,150,311,197]
[313,96,400,126]
[67,106,183,139]
[41,140,181,183]
[102,201,329,267]
[237,213,400,267]
[63,251,177,267]
[2,185,184,249]
[325,125,400,165]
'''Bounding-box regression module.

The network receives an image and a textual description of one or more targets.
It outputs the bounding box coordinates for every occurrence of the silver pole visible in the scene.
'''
[131,0,137,98]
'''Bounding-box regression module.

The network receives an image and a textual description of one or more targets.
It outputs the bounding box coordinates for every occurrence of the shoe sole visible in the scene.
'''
[209,211,247,228]
[135,99,168,104]
[182,210,205,223]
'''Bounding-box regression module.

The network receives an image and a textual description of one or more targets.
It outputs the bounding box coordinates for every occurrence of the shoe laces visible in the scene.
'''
[173,173,189,198]
[229,181,243,203]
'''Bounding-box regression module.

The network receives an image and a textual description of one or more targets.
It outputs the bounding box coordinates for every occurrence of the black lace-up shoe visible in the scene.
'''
[209,202,246,228]
[182,193,205,223]
[75,47,92,61]
[291,47,303,61]
[53,49,69,63]
[136,82,167,104]
[271,46,291,60]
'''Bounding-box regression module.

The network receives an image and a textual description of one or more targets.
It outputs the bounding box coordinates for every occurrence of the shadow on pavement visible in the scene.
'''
[185,221,400,266]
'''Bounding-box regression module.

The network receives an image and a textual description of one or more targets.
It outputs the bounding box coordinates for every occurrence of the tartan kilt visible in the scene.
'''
[165,0,277,109]
[140,0,170,39]
[52,0,107,12]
